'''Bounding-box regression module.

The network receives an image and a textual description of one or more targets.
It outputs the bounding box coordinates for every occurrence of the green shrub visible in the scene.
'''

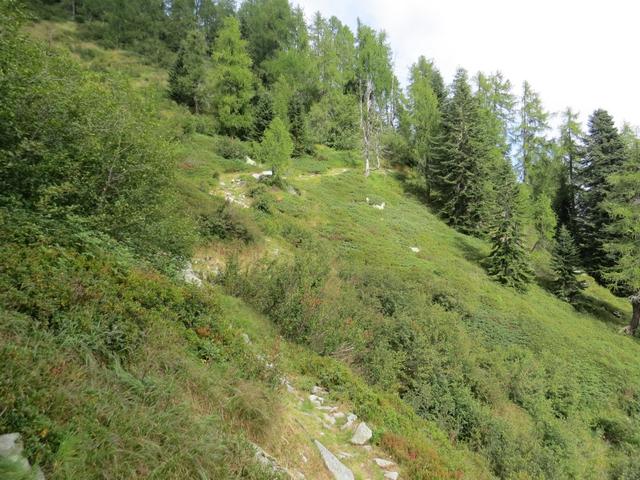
[198,201,260,243]
[216,136,251,160]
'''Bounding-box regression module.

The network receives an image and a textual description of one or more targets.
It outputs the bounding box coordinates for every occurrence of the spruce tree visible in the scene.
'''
[555,108,583,232]
[287,93,310,156]
[551,225,583,303]
[603,130,640,333]
[485,161,533,291]
[168,29,208,112]
[576,109,626,281]
[432,68,490,235]
[207,16,256,138]
[251,89,274,141]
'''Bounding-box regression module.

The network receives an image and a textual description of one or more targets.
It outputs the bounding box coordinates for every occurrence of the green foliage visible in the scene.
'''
[198,201,260,243]
[168,29,208,112]
[531,193,558,251]
[407,56,442,197]
[215,136,251,160]
[257,117,293,174]
[485,163,533,291]
[552,225,584,302]
[207,16,256,138]
[308,91,360,150]
[515,81,550,183]
[0,28,194,261]
[287,92,311,156]
[576,109,627,280]
[432,69,490,234]
[238,0,299,70]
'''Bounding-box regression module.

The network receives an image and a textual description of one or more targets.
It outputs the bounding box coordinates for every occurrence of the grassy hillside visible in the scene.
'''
[2,17,640,480]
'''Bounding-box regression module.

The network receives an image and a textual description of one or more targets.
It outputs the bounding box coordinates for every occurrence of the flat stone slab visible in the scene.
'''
[314,440,354,480]
[375,458,395,468]
[350,422,372,445]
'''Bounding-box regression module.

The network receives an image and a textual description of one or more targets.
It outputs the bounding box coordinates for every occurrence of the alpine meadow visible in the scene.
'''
[2,1,640,479]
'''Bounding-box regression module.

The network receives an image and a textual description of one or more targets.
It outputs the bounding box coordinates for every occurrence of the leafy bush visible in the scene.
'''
[0,27,193,261]
[198,201,260,243]
[216,136,251,160]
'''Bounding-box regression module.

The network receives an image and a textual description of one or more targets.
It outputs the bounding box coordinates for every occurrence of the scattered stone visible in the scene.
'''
[410,247,420,253]
[301,453,308,463]
[372,202,385,210]
[332,411,345,419]
[252,443,292,477]
[384,472,399,480]
[314,440,355,480]
[341,413,358,430]
[245,156,257,166]
[350,422,372,445]
[318,406,338,412]
[252,170,274,180]
[362,445,372,452]
[309,394,324,407]
[241,333,251,344]
[312,386,328,395]
[374,458,395,469]
[181,262,202,287]
[337,451,354,460]
[0,433,44,479]
[0,433,22,457]
[323,414,336,425]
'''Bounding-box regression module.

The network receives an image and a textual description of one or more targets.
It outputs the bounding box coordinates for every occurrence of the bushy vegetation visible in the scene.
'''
[4,1,640,479]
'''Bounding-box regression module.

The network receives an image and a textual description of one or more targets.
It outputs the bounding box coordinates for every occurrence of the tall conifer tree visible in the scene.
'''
[432,68,489,234]
[576,109,626,280]
[551,225,583,303]
[485,161,533,291]
[207,17,256,138]
[168,29,208,112]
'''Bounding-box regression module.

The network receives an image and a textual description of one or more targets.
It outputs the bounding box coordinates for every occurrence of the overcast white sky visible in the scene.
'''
[295,0,640,131]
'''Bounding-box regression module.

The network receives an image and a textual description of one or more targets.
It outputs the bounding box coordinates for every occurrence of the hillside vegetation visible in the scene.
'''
[2,2,640,479]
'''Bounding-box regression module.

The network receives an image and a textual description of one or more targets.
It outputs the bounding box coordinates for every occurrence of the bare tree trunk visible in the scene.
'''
[627,293,640,335]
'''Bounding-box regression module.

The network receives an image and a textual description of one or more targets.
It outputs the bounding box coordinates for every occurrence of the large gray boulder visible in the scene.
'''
[350,422,372,445]
[0,433,45,479]
[314,440,354,480]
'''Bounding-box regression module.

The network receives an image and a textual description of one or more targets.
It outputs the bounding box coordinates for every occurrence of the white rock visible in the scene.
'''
[241,333,251,344]
[373,202,385,210]
[314,440,355,480]
[245,156,257,166]
[375,458,395,469]
[309,394,324,406]
[312,386,328,395]
[384,472,399,480]
[410,247,420,253]
[181,262,202,287]
[341,413,358,430]
[332,411,345,419]
[0,433,22,457]
[323,414,336,425]
[350,422,372,445]
[337,451,354,459]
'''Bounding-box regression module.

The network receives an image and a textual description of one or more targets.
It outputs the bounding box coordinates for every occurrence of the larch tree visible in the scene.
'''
[515,81,549,183]
[576,109,626,281]
[168,29,208,113]
[207,16,256,138]
[604,128,640,334]
[407,56,442,201]
[432,68,490,234]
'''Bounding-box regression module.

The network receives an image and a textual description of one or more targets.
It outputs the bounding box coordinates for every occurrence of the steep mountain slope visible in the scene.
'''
[3,17,640,480]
